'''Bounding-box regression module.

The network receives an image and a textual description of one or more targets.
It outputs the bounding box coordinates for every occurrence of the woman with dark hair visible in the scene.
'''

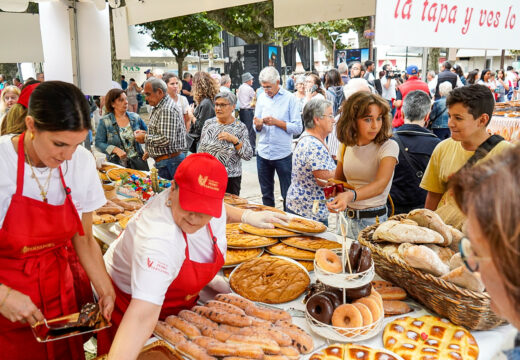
[466,69,480,85]
[125,78,141,113]
[496,69,511,103]
[451,64,467,85]
[95,88,148,170]
[304,73,326,103]
[327,92,399,239]
[324,69,344,116]
[0,81,115,359]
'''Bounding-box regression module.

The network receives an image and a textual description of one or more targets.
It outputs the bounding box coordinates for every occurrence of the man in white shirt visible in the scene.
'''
[162,72,190,130]
[220,75,232,93]
[381,64,400,117]
[238,72,257,154]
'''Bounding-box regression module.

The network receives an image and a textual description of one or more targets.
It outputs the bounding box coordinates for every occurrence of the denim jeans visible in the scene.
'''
[346,208,388,240]
[257,154,292,210]
[239,109,256,153]
[155,153,186,180]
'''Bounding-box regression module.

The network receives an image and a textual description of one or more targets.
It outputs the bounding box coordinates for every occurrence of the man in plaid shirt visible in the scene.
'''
[135,77,187,179]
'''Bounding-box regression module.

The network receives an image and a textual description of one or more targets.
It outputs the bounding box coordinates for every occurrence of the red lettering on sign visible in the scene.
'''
[462,7,474,34]
[505,6,517,29]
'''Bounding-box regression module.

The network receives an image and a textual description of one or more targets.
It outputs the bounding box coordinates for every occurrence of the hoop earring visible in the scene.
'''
[30,132,34,140]
[166,200,172,207]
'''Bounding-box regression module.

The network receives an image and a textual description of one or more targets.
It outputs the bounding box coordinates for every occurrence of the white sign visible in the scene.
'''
[376,0,520,50]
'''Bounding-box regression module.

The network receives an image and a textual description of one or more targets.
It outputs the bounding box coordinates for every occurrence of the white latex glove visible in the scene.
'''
[241,210,291,229]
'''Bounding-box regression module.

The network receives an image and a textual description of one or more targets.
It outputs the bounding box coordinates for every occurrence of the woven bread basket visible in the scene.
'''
[358,215,506,330]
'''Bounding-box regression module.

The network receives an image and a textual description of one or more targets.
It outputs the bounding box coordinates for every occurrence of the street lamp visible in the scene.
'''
[329,31,341,67]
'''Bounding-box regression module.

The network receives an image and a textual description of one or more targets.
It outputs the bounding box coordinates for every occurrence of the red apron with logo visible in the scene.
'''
[0,133,87,360]
[97,224,224,355]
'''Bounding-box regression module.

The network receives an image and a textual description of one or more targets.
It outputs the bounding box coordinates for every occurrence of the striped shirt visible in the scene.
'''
[145,95,187,158]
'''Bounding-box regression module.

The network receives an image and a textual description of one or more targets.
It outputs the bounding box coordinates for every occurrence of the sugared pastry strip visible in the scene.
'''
[178,310,218,330]
[192,305,253,327]
[245,304,292,322]
[274,320,314,354]
[206,342,264,359]
[177,340,217,360]
[279,346,301,360]
[200,325,232,342]
[227,334,281,354]
[214,293,255,310]
[192,336,223,349]
[165,315,201,339]
[206,300,246,315]
[238,326,293,347]
[154,321,186,345]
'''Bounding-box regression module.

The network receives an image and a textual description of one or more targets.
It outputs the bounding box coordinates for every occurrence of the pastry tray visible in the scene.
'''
[95,340,182,360]
[32,312,111,343]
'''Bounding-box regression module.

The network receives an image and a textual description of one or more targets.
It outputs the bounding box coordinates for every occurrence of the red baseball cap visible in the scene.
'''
[17,83,40,108]
[174,153,228,217]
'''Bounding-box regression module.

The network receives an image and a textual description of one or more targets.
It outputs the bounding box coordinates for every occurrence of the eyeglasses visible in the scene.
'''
[322,114,335,120]
[459,236,490,272]
[215,103,231,108]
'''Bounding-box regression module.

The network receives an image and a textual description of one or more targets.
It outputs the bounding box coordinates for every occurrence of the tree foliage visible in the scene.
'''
[139,14,222,77]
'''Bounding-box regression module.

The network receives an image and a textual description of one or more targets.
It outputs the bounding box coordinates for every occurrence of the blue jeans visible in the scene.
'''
[155,153,186,180]
[257,154,292,210]
[346,209,388,240]
[239,109,256,153]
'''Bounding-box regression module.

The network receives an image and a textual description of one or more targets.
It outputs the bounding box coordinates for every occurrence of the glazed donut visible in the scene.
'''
[377,286,407,301]
[227,334,281,354]
[178,310,218,330]
[368,291,383,313]
[165,315,201,339]
[274,321,314,354]
[206,300,246,315]
[206,342,264,359]
[369,288,383,305]
[347,241,362,272]
[245,304,291,322]
[354,297,382,321]
[238,326,293,347]
[192,305,253,327]
[383,300,411,315]
[345,283,372,301]
[331,304,363,334]
[356,246,372,273]
[306,293,334,324]
[214,293,255,310]
[201,325,232,342]
[177,340,217,360]
[352,302,373,331]
[193,336,223,349]
[154,321,186,345]
[321,290,343,308]
[315,249,342,273]
[279,346,301,359]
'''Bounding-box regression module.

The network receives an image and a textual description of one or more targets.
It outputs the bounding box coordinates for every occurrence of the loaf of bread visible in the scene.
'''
[401,244,450,277]
[441,266,485,292]
[449,252,464,270]
[448,225,465,252]
[373,220,445,244]
[424,244,455,266]
[406,209,452,246]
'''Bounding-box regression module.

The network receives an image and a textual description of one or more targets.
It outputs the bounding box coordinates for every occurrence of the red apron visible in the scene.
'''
[0,132,86,360]
[97,224,224,355]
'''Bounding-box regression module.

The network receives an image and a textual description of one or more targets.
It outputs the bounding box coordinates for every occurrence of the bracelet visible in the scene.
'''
[351,189,357,202]
[0,286,12,308]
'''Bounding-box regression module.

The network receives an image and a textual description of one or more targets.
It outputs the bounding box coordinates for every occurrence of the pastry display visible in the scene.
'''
[266,243,315,260]
[315,242,372,275]
[224,248,263,266]
[155,294,314,358]
[275,217,327,234]
[239,223,298,237]
[309,343,400,360]
[281,236,341,251]
[229,256,310,304]
[406,209,452,246]
[223,193,248,206]
[315,249,342,273]
[226,223,279,248]
[383,315,479,360]
[234,203,286,214]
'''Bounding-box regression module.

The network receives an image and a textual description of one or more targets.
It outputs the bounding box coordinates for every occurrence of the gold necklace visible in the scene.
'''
[24,148,53,203]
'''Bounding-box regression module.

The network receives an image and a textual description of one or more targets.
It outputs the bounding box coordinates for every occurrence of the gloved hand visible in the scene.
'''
[241,210,291,229]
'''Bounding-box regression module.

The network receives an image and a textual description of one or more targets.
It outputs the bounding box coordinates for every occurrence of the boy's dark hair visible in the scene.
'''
[446,84,495,125]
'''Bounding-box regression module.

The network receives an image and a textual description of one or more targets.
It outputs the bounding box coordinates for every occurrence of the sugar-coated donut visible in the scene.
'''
[331,304,363,334]
[354,297,382,321]
[306,293,334,324]
[315,249,342,273]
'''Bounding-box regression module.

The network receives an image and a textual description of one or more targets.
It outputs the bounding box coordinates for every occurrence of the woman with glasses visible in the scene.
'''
[449,145,520,359]
[286,98,336,225]
[198,92,253,195]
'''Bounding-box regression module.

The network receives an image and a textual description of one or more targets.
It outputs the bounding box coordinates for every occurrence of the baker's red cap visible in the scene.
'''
[17,83,40,108]
[174,153,228,217]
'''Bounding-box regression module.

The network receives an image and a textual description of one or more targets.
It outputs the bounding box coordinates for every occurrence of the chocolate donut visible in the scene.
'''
[306,293,334,324]
[321,290,343,309]
[347,241,362,273]
[356,246,372,273]
[345,284,372,301]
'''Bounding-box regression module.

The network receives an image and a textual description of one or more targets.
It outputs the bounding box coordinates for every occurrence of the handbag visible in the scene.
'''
[114,123,150,171]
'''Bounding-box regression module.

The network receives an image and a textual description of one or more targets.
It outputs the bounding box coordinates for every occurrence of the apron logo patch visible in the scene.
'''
[146,257,169,275]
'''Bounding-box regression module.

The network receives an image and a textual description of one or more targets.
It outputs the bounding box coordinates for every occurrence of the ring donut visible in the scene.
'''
[352,303,373,335]
[331,304,363,337]
[345,284,372,301]
[315,249,342,273]
[354,297,382,321]
[321,290,342,308]
[306,293,334,324]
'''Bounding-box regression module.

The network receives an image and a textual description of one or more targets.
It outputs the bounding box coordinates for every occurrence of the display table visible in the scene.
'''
[488,115,520,142]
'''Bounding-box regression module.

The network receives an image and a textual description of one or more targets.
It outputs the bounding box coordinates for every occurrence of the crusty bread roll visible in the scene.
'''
[373,220,444,244]
[424,244,454,266]
[397,243,413,258]
[381,244,400,260]
[449,252,464,270]
[448,225,465,252]
[406,209,452,246]
[441,266,485,292]
[401,245,450,277]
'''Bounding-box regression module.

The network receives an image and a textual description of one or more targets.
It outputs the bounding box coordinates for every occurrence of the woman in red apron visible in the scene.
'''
[0,81,115,360]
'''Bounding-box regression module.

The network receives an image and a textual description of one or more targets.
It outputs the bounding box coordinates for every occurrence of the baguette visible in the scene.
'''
[373,220,444,244]
[401,244,450,276]
[406,209,452,246]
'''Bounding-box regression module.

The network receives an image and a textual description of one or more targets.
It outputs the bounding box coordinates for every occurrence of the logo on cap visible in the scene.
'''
[198,175,220,191]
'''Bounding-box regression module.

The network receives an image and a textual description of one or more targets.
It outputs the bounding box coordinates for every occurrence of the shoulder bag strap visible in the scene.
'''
[393,133,424,180]
[113,121,129,154]
[463,134,505,169]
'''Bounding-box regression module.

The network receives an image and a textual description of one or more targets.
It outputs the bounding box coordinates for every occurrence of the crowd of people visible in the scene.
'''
[1,57,520,359]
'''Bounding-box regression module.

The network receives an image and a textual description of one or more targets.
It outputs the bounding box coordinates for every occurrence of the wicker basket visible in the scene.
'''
[358,215,506,330]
